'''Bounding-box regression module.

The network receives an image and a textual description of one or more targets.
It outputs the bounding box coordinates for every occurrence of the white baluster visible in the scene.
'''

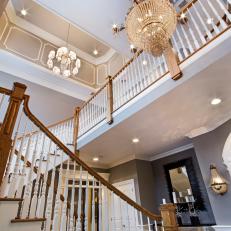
[207,0,227,30]
[187,9,206,44]
[180,24,194,54]
[84,172,89,231]
[147,217,151,231]
[154,220,158,231]
[21,133,39,218]
[44,145,58,231]
[36,140,52,218]
[91,177,95,231]
[76,166,83,230]
[8,120,28,198]
[192,3,213,40]
[52,151,64,230]
[16,132,32,198]
[69,161,76,231]
[60,158,70,231]
[139,211,144,231]
[215,0,231,22]
[30,133,46,217]
[98,183,102,231]
[198,0,220,35]
[175,27,190,58]
[102,186,109,231]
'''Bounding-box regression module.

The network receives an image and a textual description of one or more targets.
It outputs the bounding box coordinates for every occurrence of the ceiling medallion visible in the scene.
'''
[113,0,177,56]
[47,24,81,78]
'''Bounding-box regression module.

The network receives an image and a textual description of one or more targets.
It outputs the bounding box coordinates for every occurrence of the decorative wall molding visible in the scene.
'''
[5,1,116,65]
[149,143,194,161]
[0,12,8,40]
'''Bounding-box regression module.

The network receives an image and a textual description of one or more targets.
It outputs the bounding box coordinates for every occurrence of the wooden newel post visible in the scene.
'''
[163,41,182,81]
[0,82,26,185]
[160,203,178,231]
[106,76,113,125]
[73,107,81,156]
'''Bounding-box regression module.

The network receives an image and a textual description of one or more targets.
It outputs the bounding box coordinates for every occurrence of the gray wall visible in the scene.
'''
[0,71,82,126]
[193,119,231,225]
[151,148,215,225]
[109,159,156,213]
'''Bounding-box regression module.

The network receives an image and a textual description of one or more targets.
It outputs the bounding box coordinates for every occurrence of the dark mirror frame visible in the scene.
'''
[164,157,205,212]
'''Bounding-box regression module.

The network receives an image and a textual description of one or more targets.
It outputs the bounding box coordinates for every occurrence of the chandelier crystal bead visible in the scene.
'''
[125,0,177,56]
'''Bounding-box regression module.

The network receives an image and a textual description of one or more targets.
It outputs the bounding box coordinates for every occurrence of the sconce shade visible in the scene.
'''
[210,164,228,195]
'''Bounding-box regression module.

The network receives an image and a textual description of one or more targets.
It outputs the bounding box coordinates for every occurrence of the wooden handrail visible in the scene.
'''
[0,87,12,96]
[22,94,162,221]
[177,0,198,16]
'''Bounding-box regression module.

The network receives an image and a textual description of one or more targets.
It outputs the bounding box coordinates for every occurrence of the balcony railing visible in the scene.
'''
[73,0,231,140]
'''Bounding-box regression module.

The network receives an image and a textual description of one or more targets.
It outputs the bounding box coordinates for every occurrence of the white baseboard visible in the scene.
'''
[212,225,231,231]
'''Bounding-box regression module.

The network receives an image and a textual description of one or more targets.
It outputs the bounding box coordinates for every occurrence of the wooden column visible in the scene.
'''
[106,76,113,125]
[0,82,26,185]
[0,0,9,17]
[73,107,81,156]
[160,203,178,231]
[164,42,182,81]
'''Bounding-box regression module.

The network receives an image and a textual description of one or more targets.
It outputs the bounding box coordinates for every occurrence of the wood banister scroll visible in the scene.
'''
[160,203,179,231]
[0,82,26,185]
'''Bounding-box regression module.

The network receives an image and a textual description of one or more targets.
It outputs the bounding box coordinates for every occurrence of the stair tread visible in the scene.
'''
[11,218,46,223]
[0,197,23,202]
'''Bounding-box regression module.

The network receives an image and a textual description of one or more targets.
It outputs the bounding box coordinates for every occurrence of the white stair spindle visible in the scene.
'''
[69,161,76,231]
[60,158,70,231]
[215,0,231,22]
[198,0,220,35]
[139,211,144,231]
[192,3,213,40]
[84,172,89,231]
[30,133,46,217]
[154,220,158,231]
[21,133,39,218]
[207,0,227,30]
[36,140,52,218]
[91,177,95,231]
[147,217,151,231]
[187,9,206,44]
[180,24,194,54]
[8,120,28,197]
[76,166,83,230]
[98,183,102,231]
[16,132,32,198]
[52,151,64,230]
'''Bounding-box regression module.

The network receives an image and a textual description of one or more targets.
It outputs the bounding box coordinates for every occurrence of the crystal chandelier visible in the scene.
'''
[47,24,81,78]
[113,0,177,56]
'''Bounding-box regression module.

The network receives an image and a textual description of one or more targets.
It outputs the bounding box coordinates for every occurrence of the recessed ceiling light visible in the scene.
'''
[211,98,222,105]
[21,9,27,16]
[132,138,140,143]
[93,157,99,162]
[93,49,98,56]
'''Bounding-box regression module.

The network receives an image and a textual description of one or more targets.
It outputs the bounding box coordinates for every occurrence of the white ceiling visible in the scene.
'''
[79,52,231,168]
[34,0,132,55]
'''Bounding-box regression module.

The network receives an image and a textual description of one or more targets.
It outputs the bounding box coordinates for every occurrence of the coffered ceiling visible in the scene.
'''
[7,0,116,65]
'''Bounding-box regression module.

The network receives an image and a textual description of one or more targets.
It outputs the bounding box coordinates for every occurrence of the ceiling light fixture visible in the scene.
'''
[211,98,222,105]
[21,9,27,16]
[93,49,98,56]
[93,157,99,162]
[112,0,177,56]
[47,24,81,78]
[132,138,140,143]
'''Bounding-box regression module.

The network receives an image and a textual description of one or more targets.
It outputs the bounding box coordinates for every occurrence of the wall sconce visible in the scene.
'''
[210,164,228,195]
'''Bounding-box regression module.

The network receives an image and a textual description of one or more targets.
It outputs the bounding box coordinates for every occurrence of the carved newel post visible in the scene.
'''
[160,203,179,231]
[0,82,26,185]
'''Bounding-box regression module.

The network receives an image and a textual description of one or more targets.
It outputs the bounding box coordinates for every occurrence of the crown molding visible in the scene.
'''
[149,143,194,161]
[5,1,116,65]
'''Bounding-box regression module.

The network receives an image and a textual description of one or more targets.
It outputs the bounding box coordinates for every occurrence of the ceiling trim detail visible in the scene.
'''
[149,144,194,161]
[6,1,116,65]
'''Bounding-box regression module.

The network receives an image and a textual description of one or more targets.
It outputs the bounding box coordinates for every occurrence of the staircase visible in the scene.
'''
[0,83,178,230]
